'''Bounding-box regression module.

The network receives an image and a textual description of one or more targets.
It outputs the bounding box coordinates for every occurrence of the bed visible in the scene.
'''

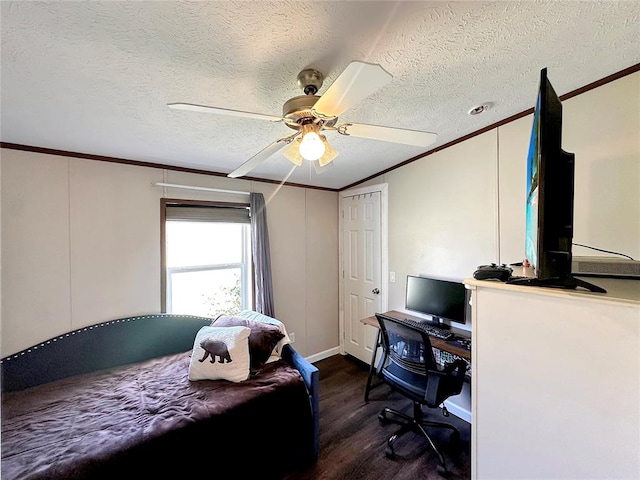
[1,310,319,480]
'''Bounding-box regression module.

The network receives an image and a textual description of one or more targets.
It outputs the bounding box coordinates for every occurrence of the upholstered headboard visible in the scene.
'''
[1,311,320,460]
[1,314,212,393]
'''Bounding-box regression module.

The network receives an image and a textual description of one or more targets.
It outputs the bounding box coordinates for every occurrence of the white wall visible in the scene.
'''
[368,71,639,317]
[499,72,640,263]
[0,153,339,357]
[383,131,498,315]
[568,73,640,258]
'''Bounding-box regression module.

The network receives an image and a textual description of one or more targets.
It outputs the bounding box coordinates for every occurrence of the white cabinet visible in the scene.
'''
[465,277,640,480]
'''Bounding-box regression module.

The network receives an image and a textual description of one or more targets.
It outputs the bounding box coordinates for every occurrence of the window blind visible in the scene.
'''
[166,205,250,224]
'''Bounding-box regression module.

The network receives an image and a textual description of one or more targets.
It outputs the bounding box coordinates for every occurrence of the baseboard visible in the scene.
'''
[306,346,341,364]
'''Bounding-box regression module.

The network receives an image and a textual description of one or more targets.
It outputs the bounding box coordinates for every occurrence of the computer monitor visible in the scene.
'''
[507,68,605,293]
[405,275,467,325]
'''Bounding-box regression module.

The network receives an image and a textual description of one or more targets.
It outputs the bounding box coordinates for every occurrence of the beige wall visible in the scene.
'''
[2,70,637,359]
[70,159,164,324]
[0,153,339,357]
[1,152,73,351]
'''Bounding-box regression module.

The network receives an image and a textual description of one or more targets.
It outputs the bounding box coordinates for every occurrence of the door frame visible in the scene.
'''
[338,183,389,356]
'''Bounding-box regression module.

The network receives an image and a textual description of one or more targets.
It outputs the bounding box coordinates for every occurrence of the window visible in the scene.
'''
[162,201,252,317]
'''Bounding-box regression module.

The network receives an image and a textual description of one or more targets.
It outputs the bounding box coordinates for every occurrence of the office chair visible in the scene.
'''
[375,313,468,477]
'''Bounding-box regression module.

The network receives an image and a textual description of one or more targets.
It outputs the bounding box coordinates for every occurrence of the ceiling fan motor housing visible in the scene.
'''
[297,69,323,95]
[282,95,337,130]
[283,95,320,125]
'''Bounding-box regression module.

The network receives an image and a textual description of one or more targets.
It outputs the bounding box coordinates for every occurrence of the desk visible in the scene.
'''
[361,310,471,401]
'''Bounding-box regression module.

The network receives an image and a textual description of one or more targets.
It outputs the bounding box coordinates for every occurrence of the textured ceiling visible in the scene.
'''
[1,1,639,190]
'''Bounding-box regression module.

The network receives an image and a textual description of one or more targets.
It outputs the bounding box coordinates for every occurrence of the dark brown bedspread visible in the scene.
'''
[1,352,314,480]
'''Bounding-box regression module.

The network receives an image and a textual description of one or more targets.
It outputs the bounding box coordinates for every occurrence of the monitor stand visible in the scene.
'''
[506,275,607,293]
[422,317,450,329]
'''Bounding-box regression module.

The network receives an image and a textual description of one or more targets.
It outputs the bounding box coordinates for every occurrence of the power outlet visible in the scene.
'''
[289,332,296,343]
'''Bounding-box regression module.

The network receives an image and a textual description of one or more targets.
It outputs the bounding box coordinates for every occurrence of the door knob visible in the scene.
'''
[372,288,380,295]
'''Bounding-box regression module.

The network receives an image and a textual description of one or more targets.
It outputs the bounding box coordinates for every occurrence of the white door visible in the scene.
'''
[340,185,387,364]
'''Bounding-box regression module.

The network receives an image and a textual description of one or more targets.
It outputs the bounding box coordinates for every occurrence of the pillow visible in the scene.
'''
[236,310,291,360]
[212,315,285,372]
[188,326,251,382]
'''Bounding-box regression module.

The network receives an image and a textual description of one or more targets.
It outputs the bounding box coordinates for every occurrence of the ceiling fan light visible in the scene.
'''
[318,136,338,167]
[298,125,325,161]
[282,138,303,166]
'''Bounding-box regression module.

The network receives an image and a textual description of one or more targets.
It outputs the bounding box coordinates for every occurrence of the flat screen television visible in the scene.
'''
[405,275,467,325]
[507,68,605,293]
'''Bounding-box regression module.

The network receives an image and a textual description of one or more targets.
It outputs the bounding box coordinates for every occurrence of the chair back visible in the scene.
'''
[376,313,437,377]
[377,313,468,407]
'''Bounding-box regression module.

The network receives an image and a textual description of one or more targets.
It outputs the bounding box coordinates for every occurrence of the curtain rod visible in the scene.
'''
[152,182,250,195]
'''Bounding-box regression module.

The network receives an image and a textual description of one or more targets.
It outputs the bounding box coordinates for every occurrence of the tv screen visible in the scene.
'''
[524,85,542,271]
[508,68,605,293]
[405,275,466,324]
[525,67,575,280]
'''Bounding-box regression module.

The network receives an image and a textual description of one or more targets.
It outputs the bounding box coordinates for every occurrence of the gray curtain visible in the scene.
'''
[250,193,275,317]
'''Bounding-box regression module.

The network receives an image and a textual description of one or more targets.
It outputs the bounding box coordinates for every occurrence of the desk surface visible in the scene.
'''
[464,275,640,306]
[362,310,471,360]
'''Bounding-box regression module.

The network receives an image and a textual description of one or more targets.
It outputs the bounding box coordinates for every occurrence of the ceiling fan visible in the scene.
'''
[168,61,438,179]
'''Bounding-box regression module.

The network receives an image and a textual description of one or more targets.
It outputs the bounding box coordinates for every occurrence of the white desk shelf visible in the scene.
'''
[464,277,640,480]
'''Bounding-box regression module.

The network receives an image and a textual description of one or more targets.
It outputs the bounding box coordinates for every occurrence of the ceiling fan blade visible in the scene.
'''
[337,122,438,148]
[227,137,291,178]
[168,103,282,122]
[312,61,392,118]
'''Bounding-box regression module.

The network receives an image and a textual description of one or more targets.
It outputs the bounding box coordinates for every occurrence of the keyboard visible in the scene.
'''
[421,323,454,340]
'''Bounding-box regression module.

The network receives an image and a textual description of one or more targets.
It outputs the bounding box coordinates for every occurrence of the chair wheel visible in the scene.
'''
[385,445,395,458]
[437,464,448,477]
[378,413,389,424]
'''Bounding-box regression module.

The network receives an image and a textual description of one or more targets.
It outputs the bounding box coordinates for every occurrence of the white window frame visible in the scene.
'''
[161,199,253,314]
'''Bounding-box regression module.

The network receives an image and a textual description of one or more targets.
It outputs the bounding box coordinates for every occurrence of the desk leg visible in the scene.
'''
[364,329,381,402]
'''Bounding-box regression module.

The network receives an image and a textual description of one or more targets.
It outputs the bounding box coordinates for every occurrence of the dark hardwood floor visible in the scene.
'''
[285,354,471,480]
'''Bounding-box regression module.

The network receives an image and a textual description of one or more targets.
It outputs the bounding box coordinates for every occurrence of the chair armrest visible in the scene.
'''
[424,360,468,407]
[444,359,468,380]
